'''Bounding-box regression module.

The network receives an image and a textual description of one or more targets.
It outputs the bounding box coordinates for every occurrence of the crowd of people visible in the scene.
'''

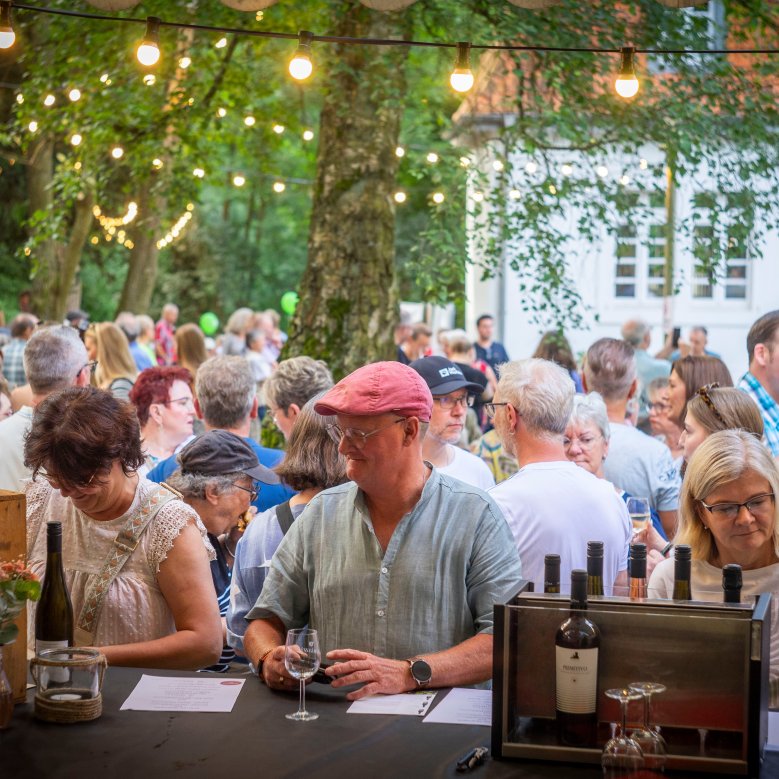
[1,302,778,706]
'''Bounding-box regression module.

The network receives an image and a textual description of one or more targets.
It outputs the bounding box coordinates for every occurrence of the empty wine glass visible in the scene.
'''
[629,682,667,772]
[602,688,644,777]
[284,627,321,722]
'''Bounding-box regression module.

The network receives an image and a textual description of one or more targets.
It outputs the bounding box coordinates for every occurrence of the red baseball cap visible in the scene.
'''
[314,361,433,422]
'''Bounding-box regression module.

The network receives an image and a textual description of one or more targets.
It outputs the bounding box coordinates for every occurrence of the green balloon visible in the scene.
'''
[199,312,219,336]
[280,291,299,316]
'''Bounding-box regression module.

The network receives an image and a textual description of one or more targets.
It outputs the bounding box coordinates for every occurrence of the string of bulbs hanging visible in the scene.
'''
[2,1,778,101]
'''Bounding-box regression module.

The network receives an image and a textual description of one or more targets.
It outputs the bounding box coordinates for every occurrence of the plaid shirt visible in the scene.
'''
[1,338,27,388]
[739,372,779,456]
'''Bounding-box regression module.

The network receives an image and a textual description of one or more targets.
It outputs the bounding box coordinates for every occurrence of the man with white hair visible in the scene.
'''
[489,358,630,593]
[0,326,91,491]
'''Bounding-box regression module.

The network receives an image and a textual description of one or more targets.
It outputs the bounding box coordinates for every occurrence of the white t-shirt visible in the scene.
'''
[0,405,32,492]
[438,445,495,491]
[490,461,631,594]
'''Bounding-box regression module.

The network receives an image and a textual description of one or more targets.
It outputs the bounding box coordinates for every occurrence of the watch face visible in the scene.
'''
[411,659,432,684]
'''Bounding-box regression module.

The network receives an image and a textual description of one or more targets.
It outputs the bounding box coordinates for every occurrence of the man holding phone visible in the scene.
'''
[242,361,521,700]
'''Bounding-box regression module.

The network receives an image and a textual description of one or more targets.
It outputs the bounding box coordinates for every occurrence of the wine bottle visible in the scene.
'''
[628,543,647,600]
[544,554,561,594]
[556,569,600,748]
[586,541,604,597]
[672,544,692,601]
[35,521,74,656]
[722,564,742,604]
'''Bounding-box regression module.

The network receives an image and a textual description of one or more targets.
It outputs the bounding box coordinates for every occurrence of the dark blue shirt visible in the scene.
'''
[474,341,510,374]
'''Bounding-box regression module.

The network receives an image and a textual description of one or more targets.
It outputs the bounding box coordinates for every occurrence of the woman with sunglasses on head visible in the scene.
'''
[129,366,196,471]
[24,385,222,670]
[648,429,779,704]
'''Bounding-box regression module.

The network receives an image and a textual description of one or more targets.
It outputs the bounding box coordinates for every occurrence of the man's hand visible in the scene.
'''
[326,649,413,701]
[260,645,298,693]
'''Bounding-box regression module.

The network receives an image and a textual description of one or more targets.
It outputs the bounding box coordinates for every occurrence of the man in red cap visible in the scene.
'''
[243,361,521,699]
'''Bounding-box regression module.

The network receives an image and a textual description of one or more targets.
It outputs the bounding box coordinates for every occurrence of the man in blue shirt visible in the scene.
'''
[473,314,509,374]
[148,356,293,511]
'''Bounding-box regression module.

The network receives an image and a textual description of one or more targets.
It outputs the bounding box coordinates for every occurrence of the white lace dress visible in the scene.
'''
[26,477,214,652]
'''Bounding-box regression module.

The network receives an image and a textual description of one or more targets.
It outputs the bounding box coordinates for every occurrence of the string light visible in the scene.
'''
[152,158,163,169]
[615,46,639,99]
[70,133,82,147]
[561,164,573,176]
[450,42,474,93]
[596,165,609,177]
[111,146,124,159]
[193,167,205,178]
[27,120,38,132]
[459,156,471,168]
[244,115,256,127]
[93,201,138,229]
[216,107,227,118]
[99,73,109,84]
[426,152,439,164]
[620,175,631,185]
[525,161,537,174]
[432,192,445,204]
[273,124,285,134]
[302,129,315,141]
[136,17,161,67]
[68,88,81,102]
[179,56,191,69]
[395,146,405,158]
[157,207,194,249]
[143,74,156,86]
[394,191,407,204]
[43,94,56,107]
[215,36,227,49]
[288,31,314,81]
[233,174,246,187]
[273,181,286,193]
[0,1,15,50]
[15,93,23,105]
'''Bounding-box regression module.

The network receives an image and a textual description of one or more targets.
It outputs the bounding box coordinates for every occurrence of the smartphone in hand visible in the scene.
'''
[671,327,681,348]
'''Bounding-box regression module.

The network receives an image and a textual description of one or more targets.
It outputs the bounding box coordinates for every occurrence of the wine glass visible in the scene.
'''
[602,688,644,777]
[626,496,651,536]
[629,682,668,772]
[284,627,321,722]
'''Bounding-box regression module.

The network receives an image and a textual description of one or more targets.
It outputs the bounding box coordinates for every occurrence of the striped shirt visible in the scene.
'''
[739,372,779,456]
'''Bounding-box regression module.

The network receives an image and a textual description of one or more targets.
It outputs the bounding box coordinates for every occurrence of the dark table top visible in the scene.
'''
[2,667,776,779]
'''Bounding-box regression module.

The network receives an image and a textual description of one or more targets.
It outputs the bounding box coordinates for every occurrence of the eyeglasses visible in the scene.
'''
[699,492,775,521]
[232,482,260,502]
[434,393,474,410]
[484,402,511,420]
[563,434,603,450]
[162,396,195,410]
[77,360,98,380]
[646,401,670,413]
[43,466,103,493]
[696,383,726,425]
[326,418,405,447]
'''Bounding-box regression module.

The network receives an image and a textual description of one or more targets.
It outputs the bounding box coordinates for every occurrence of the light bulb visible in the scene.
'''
[152,158,163,169]
[244,115,256,127]
[233,174,246,187]
[492,160,504,172]
[289,31,314,81]
[459,156,471,168]
[28,120,38,132]
[432,192,445,204]
[137,18,161,67]
[302,129,314,141]
[43,94,55,107]
[215,37,227,49]
[193,168,205,178]
[70,134,82,147]
[561,164,573,176]
[217,107,227,118]
[426,152,439,164]
[179,56,191,69]
[596,165,609,178]
[449,42,474,93]
[525,161,537,174]
[395,146,405,158]
[394,192,407,204]
[143,74,156,86]
[68,88,81,102]
[509,189,521,200]
[273,124,285,135]
[273,181,286,193]
[111,146,124,160]
[615,46,639,99]
[639,158,648,170]
[0,2,15,50]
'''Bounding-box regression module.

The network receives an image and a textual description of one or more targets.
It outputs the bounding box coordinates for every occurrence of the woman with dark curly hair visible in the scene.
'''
[24,385,222,670]
[129,365,195,469]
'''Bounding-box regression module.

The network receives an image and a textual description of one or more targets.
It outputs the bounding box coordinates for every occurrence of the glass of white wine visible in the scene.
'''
[626,496,651,536]
[284,627,321,722]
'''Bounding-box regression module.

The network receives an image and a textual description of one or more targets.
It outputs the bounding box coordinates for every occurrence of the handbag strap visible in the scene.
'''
[275,499,296,537]
[74,484,178,645]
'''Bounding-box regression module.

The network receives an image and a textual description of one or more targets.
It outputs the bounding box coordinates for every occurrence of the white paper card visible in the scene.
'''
[423,688,492,726]
[347,691,436,716]
[768,711,779,751]
[120,674,245,713]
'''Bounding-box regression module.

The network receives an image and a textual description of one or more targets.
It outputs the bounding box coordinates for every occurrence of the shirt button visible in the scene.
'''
[376,609,385,617]
[381,567,388,574]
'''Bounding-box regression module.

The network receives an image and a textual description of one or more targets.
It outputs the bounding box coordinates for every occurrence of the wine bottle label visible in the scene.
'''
[36,639,70,683]
[555,646,598,713]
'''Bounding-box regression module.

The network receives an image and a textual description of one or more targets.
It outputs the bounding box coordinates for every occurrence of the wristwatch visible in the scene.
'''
[408,658,432,688]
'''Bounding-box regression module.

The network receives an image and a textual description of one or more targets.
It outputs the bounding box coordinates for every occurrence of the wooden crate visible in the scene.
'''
[0,490,28,703]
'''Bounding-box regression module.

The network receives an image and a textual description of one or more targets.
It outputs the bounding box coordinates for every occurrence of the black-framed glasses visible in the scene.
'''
[699,492,775,522]
[326,418,405,448]
[232,482,260,502]
[77,360,98,380]
[434,393,474,410]
[484,402,511,420]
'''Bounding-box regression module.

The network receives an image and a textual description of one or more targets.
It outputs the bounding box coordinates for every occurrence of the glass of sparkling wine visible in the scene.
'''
[284,628,321,722]
[626,496,651,535]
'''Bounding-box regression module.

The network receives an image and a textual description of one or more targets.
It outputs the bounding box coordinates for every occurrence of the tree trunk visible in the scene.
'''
[285,1,411,378]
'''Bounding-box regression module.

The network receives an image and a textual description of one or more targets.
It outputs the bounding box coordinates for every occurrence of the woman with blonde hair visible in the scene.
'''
[87,322,138,401]
[175,323,208,381]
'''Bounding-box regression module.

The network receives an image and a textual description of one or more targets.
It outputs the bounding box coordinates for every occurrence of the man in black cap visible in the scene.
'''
[409,356,495,490]
[169,430,279,672]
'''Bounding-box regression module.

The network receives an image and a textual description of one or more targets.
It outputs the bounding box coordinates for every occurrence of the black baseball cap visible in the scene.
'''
[409,356,484,396]
[177,430,280,484]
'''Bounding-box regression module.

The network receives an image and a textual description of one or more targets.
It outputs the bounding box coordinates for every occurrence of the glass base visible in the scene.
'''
[286,710,319,721]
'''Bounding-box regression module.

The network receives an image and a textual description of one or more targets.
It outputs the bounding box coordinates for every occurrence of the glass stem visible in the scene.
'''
[299,679,306,715]
[643,693,651,730]
[620,698,629,738]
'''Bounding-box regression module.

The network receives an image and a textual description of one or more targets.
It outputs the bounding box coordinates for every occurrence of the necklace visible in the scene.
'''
[222,534,236,557]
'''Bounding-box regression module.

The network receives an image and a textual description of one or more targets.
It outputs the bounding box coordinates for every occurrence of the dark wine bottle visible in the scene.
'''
[35,521,74,656]
[628,543,647,600]
[672,545,692,601]
[586,541,604,597]
[556,569,600,748]
[722,564,742,604]
[544,554,561,594]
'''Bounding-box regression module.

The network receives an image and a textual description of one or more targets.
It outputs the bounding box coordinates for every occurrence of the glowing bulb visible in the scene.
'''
[0,1,15,50]
[509,189,521,200]
[620,175,631,186]
[193,167,205,178]
[186,203,194,211]
[100,73,109,83]
[15,93,23,104]
[394,191,407,204]
[244,115,256,127]
[43,94,55,107]
[273,124,285,135]
[216,107,227,118]
[473,192,484,202]
[639,158,648,170]
[28,120,38,132]
[179,56,191,69]
[395,146,405,158]
[449,42,474,93]
[90,236,99,245]
[143,74,156,86]
[548,185,557,195]
[273,181,286,193]
[432,192,445,204]
[215,37,227,49]
[615,46,639,99]
[233,174,246,187]
[136,17,161,67]
[68,88,81,102]
[492,160,504,172]
[74,161,82,171]
[70,133,82,147]
[561,164,573,176]
[302,129,315,141]
[426,152,439,164]
[152,158,163,169]
[111,146,124,160]
[525,161,537,174]
[596,165,609,178]
[289,31,314,81]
